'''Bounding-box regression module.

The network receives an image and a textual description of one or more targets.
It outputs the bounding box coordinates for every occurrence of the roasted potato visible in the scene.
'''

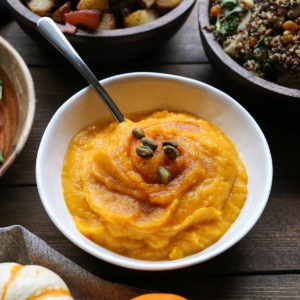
[155,0,181,11]
[27,0,55,16]
[124,9,159,27]
[99,13,117,29]
[26,0,180,32]
[77,0,109,11]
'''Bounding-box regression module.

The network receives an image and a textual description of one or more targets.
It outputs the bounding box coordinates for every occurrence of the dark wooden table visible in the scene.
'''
[1,2,300,299]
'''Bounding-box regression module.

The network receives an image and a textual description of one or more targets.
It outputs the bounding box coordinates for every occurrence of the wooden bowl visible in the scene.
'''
[198,0,300,105]
[0,37,35,177]
[6,0,195,63]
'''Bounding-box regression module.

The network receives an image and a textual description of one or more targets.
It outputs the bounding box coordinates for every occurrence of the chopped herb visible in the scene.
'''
[215,0,242,37]
[257,36,266,48]
[221,0,239,8]
[0,150,4,164]
[254,36,266,57]
[224,6,242,17]
[263,62,272,72]
[0,80,3,100]
[262,61,276,80]
[254,48,261,57]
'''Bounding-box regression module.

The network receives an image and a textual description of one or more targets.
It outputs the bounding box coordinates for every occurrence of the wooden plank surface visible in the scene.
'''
[1,178,299,281]
[1,4,300,298]
[133,275,300,299]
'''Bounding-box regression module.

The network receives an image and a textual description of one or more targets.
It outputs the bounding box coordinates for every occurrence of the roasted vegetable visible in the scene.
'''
[25,0,180,32]
[77,0,109,11]
[124,9,158,27]
[27,0,56,16]
[155,0,181,11]
[64,10,101,31]
[52,1,71,23]
[99,13,117,29]
[210,4,222,19]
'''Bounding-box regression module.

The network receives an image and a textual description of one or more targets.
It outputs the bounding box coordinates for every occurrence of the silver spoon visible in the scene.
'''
[37,17,125,123]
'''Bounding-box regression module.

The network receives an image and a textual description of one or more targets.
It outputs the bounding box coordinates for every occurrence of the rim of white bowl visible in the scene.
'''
[36,72,273,271]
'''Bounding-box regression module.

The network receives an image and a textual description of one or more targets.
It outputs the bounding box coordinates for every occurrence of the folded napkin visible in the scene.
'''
[0,225,144,300]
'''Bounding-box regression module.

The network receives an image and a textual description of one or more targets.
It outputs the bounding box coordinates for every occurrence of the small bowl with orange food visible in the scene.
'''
[0,37,35,177]
[36,72,272,270]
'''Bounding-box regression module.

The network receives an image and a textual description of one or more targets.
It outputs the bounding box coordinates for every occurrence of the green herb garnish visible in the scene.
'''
[0,150,4,164]
[221,0,239,9]
[215,0,242,37]
[0,80,3,100]
[262,61,276,80]
[254,36,266,57]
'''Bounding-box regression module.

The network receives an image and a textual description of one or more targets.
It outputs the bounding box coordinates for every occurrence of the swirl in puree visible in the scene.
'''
[62,111,248,260]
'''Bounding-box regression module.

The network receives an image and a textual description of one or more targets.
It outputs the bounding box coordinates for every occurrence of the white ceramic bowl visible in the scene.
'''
[36,72,272,271]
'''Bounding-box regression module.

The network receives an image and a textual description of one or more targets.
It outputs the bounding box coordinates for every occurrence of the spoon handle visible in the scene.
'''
[37,17,124,123]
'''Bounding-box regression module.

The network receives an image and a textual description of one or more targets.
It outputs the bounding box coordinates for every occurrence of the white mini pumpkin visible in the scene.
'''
[0,263,73,300]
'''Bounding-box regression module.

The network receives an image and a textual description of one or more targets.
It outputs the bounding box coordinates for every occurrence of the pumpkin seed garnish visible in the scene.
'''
[136,145,153,158]
[132,127,145,139]
[163,145,179,160]
[162,141,178,148]
[158,166,171,184]
[141,137,158,150]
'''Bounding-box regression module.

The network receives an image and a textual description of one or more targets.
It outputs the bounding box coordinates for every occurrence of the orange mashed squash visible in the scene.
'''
[62,111,248,260]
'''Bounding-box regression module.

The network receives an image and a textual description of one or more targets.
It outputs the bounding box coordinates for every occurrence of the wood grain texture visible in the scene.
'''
[0,178,299,281]
[133,275,300,299]
[1,8,300,298]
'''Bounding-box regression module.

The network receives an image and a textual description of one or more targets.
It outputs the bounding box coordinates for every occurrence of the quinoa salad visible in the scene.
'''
[209,0,300,88]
